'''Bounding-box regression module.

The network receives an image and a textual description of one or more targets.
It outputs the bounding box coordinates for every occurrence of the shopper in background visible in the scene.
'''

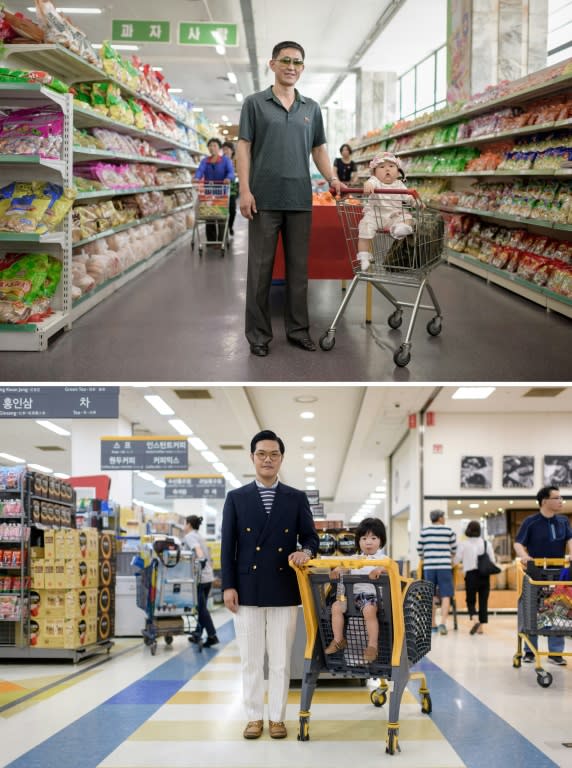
[455,520,497,635]
[221,429,319,740]
[333,143,358,184]
[236,40,342,357]
[194,137,235,243]
[417,509,457,635]
[183,515,218,647]
[514,485,572,665]
[222,140,239,235]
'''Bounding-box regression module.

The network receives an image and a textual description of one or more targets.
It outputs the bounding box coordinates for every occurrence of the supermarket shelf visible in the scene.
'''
[71,230,192,322]
[0,639,114,662]
[0,82,68,109]
[446,248,572,318]
[76,183,193,200]
[0,154,66,176]
[435,205,570,232]
[0,311,70,352]
[73,146,197,168]
[73,202,194,247]
[0,231,65,245]
[406,169,572,178]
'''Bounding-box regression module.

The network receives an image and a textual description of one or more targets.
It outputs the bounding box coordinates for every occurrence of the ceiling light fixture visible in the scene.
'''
[469,503,480,509]
[136,471,155,482]
[235,93,244,102]
[201,450,219,463]
[215,44,225,55]
[151,67,163,72]
[36,419,71,437]
[168,88,183,94]
[0,452,26,463]
[300,411,314,419]
[453,508,463,515]
[153,479,166,488]
[213,462,228,474]
[304,467,316,474]
[144,394,174,416]
[227,72,237,84]
[27,6,103,12]
[192,107,204,112]
[452,386,496,400]
[221,114,229,122]
[168,418,193,436]
[28,463,53,474]
[303,453,315,460]
[302,436,315,443]
[188,437,208,451]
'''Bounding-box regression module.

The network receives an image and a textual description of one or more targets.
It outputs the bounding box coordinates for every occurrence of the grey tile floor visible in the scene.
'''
[3,218,572,382]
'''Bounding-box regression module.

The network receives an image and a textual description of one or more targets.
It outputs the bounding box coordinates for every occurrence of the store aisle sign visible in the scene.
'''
[101,436,188,471]
[0,386,119,419]
[178,22,237,46]
[112,20,170,43]
[165,475,225,499]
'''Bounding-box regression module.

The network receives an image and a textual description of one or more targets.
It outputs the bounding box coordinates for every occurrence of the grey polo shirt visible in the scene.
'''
[238,86,327,211]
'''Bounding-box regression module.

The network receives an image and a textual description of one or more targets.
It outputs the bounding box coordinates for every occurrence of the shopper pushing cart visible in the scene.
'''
[320,153,444,367]
[192,137,234,256]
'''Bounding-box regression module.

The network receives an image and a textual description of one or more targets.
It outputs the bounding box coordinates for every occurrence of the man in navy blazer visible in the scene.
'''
[221,429,319,740]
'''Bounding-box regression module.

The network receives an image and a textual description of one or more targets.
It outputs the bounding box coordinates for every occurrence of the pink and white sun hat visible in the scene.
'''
[369,152,405,177]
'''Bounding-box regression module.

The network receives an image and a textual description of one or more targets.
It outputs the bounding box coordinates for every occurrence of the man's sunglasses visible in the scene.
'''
[274,56,304,69]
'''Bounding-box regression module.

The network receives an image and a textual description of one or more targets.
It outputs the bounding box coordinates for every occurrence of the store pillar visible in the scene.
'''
[355,70,397,136]
[447,0,548,101]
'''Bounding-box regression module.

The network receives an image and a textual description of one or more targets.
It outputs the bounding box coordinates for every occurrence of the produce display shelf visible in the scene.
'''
[73,202,194,247]
[406,169,571,177]
[76,183,193,200]
[436,205,570,231]
[73,146,197,169]
[0,231,65,244]
[0,311,70,351]
[0,154,66,175]
[0,82,68,108]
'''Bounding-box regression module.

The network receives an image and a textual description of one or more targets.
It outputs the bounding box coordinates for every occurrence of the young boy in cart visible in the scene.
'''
[356,152,414,271]
[325,517,387,663]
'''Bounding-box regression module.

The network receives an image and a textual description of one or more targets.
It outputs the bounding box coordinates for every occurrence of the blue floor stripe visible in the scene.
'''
[5,621,235,768]
[412,658,559,768]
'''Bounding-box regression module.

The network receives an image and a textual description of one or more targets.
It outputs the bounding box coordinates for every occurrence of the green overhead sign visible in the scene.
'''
[178,22,238,46]
[112,20,171,43]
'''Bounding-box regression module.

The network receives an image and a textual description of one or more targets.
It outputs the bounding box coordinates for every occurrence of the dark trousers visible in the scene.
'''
[245,210,312,346]
[228,194,237,232]
[193,581,216,639]
[464,569,490,623]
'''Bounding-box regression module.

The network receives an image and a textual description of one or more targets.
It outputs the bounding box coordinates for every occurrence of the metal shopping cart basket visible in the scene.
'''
[319,188,445,367]
[291,557,434,755]
[191,181,231,256]
[513,558,572,687]
[136,538,202,655]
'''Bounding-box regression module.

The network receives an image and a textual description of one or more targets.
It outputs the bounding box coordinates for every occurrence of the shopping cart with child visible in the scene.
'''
[136,538,202,655]
[291,556,434,755]
[513,558,572,687]
[191,182,231,256]
[319,188,445,367]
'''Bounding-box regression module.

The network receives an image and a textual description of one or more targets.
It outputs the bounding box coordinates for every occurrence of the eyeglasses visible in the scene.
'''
[253,451,282,461]
[549,496,564,501]
[274,57,304,69]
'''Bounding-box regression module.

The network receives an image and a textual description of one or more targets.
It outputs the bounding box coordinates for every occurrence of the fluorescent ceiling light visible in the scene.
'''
[152,66,163,72]
[27,6,103,12]
[235,93,244,102]
[28,463,53,474]
[303,453,315,460]
[36,419,71,437]
[304,467,316,474]
[369,492,384,499]
[469,503,480,509]
[201,450,219,463]
[221,114,229,122]
[302,436,315,443]
[188,437,208,451]
[136,471,155,482]
[215,44,225,55]
[300,411,314,419]
[0,452,26,463]
[453,508,463,515]
[144,394,174,415]
[375,485,386,491]
[192,107,204,112]
[153,479,166,488]
[168,419,193,436]
[213,462,228,473]
[169,88,183,93]
[227,72,237,84]
[92,43,139,51]
[452,386,496,400]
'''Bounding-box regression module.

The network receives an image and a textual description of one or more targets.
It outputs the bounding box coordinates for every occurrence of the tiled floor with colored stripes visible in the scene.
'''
[2,614,572,768]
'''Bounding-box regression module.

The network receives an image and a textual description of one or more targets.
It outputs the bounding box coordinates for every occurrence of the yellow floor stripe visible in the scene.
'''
[210,655,241,664]
[1,670,100,718]
[170,688,417,706]
[193,670,241,680]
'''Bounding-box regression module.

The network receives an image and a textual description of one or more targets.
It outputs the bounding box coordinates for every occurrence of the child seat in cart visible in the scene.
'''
[513,558,572,687]
[291,557,434,755]
[136,538,202,655]
[191,182,231,256]
[320,188,445,367]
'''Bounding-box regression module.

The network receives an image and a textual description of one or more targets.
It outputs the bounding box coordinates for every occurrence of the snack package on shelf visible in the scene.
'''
[0,67,67,93]
[546,264,572,297]
[0,181,68,233]
[0,8,44,43]
[0,106,63,159]
[35,0,100,66]
[0,252,62,323]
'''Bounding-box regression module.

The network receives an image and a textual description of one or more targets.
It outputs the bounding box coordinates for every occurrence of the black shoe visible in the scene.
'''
[204,635,219,647]
[523,652,535,663]
[287,336,317,352]
[229,228,234,235]
[548,655,567,666]
[188,634,201,644]
[250,344,269,357]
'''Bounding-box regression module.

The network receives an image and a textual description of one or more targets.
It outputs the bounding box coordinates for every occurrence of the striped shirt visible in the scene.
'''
[255,479,278,513]
[417,524,457,570]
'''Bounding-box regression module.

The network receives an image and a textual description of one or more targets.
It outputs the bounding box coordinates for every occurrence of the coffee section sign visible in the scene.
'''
[165,475,225,499]
[100,436,188,471]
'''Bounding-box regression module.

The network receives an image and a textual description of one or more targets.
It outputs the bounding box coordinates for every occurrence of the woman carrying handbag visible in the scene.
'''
[455,520,499,635]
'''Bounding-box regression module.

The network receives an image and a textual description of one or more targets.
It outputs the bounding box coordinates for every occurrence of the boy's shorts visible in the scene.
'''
[423,568,454,597]
[355,591,377,611]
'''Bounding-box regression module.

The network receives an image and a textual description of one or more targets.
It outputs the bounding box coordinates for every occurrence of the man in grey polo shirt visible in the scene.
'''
[236,40,342,357]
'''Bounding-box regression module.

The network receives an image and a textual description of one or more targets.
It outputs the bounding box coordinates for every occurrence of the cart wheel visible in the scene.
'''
[393,346,411,367]
[512,654,522,668]
[386,727,400,755]
[371,689,387,708]
[298,715,310,741]
[165,635,173,645]
[388,310,403,330]
[421,693,432,714]
[426,316,442,336]
[150,641,157,656]
[319,332,336,351]
[220,246,225,256]
[536,670,553,688]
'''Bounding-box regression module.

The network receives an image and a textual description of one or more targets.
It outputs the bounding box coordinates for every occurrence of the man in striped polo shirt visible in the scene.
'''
[417,509,457,635]
[221,429,319,741]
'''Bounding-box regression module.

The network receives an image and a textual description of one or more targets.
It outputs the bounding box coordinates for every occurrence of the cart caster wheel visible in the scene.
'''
[165,636,173,645]
[393,346,411,367]
[386,727,400,755]
[388,310,403,329]
[319,332,336,351]
[150,642,157,656]
[536,670,553,688]
[198,247,203,256]
[513,654,522,668]
[298,716,310,741]
[221,247,225,256]
[421,693,432,714]
[426,316,442,336]
[371,689,387,708]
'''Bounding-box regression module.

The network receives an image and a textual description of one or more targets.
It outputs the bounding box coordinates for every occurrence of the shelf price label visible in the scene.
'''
[165,475,226,499]
[101,436,188,471]
[112,19,171,43]
[178,22,237,46]
[0,386,119,419]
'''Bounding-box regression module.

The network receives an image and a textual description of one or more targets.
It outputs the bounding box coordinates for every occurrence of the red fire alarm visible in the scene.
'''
[408,413,417,428]
[426,411,435,426]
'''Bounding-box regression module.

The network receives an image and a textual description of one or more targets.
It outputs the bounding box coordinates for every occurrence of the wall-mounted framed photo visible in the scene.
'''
[502,455,535,488]
[543,456,572,488]
[461,456,492,489]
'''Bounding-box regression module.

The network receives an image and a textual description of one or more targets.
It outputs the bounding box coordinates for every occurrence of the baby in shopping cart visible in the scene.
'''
[325,517,387,663]
[356,152,414,271]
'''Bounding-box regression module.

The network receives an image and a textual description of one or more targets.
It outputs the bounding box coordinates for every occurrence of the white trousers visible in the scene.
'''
[233,605,297,722]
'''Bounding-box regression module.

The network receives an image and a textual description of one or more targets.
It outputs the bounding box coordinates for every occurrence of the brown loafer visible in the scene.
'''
[324,638,347,654]
[363,645,378,663]
[269,720,287,739]
[243,720,263,739]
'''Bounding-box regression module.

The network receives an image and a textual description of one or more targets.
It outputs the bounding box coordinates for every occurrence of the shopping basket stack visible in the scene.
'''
[513,558,572,687]
[320,188,445,367]
[291,557,434,755]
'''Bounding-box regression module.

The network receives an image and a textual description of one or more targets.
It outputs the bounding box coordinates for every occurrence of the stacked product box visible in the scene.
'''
[97,531,116,642]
